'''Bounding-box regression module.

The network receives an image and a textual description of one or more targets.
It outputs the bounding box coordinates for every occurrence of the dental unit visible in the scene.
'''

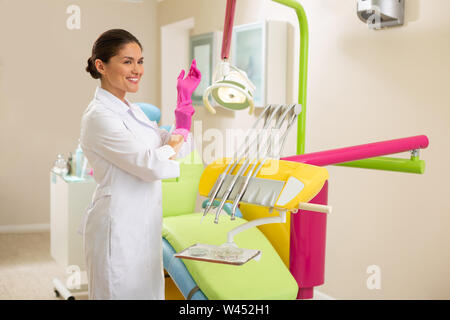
[175,104,332,265]
[168,0,430,300]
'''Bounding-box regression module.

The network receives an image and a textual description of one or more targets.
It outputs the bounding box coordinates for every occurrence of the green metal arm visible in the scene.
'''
[335,156,426,174]
[272,0,308,155]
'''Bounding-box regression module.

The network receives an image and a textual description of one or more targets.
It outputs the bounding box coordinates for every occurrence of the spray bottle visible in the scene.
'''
[75,140,84,178]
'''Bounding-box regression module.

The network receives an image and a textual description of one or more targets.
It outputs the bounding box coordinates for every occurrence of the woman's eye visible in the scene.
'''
[124,60,131,64]
[138,60,144,65]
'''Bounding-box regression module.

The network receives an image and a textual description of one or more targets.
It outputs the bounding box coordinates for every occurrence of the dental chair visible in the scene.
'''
[136,102,299,300]
[161,153,298,300]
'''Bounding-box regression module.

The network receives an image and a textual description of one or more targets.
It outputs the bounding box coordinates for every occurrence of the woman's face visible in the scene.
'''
[96,42,144,97]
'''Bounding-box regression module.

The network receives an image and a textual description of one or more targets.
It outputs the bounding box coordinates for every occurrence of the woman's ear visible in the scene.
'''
[95,59,106,76]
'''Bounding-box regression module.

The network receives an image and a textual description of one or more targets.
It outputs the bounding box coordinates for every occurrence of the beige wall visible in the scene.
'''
[158,0,450,299]
[0,0,158,226]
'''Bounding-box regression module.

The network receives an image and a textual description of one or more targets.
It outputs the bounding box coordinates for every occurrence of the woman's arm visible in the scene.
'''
[81,110,180,182]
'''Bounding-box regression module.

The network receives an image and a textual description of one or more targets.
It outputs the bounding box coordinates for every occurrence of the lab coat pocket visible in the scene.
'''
[107,216,118,277]
[77,186,112,235]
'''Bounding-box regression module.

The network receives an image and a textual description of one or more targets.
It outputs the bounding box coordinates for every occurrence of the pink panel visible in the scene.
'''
[290,181,328,299]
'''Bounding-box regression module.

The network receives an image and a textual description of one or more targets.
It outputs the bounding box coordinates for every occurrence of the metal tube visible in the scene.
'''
[221,0,237,60]
[282,135,429,167]
[227,211,287,244]
[272,0,309,155]
[335,157,426,174]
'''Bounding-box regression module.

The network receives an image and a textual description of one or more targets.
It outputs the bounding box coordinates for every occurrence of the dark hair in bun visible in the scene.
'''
[86,29,142,79]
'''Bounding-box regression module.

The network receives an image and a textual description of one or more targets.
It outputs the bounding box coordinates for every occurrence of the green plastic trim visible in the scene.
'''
[162,151,204,217]
[272,0,308,155]
[334,157,426,174]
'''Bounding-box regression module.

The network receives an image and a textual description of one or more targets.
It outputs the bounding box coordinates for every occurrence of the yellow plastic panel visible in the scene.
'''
[199,158,328,267]
[239,204,291,268]
[199,158,328,210]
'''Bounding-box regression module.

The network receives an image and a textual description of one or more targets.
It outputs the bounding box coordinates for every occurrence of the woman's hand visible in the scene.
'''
[173,60,201,141]
[176,59,201,104]
[167,134,184,160]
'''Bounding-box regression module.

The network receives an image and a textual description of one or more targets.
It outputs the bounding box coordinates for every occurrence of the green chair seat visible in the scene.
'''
[162,213,298,300]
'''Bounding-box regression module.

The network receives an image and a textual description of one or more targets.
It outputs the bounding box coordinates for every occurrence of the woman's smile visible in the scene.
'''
[126,76,140,84]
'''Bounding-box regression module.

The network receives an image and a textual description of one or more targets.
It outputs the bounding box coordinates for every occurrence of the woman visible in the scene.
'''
[80,29,200,299]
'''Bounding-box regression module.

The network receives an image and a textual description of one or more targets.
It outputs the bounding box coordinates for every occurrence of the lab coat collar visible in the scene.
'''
[94,86,158,129]
[95,86,130,115]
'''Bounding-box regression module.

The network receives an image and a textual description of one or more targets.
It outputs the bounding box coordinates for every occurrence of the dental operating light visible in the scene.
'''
[203,0,256,115]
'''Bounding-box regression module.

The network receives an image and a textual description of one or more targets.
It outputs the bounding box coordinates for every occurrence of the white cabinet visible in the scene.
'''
[50,172,96,270]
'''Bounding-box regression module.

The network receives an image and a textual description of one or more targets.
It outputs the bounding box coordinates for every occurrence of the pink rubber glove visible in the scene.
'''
[173,59,201,141]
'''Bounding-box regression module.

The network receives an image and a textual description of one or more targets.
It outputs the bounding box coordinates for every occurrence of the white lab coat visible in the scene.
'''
[79,87,192,300]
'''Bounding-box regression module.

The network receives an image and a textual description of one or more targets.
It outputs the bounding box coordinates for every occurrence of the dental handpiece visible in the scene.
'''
[203,143,253,218]
[277,109,299,157]
[214,158,251,224]
[228,137,271,219]
[202,105,274,218]
[229,105,299,218]
[202,164,233,217]
[230,160,260,219]
[230,139,275,219]
[224,105,285,220]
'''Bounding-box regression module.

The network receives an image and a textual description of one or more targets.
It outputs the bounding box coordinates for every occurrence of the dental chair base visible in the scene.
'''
[291,181,328,300]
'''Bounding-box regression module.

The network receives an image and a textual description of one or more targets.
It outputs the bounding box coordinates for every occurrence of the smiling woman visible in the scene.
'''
[80,28,199,300]
[86,29,144,102]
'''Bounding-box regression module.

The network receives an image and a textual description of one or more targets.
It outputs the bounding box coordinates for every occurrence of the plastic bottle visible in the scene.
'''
[53,154,68,176]
[75,140,84,178]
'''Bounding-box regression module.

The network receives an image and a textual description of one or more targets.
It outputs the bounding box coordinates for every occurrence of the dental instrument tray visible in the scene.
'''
[200,104,329,224]
[199,158,329,212]
[174,243,261,266]
[175,104,330,266]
